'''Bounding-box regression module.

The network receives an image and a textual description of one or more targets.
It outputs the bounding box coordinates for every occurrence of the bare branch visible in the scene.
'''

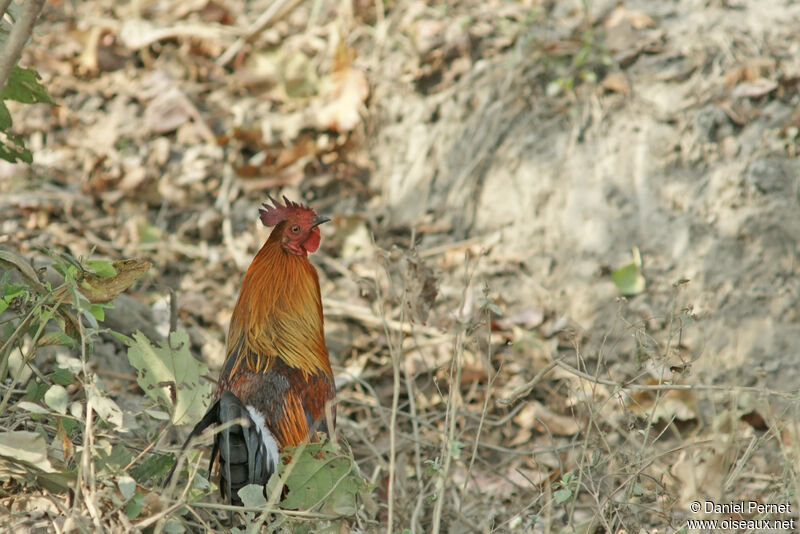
[0,0,45,93]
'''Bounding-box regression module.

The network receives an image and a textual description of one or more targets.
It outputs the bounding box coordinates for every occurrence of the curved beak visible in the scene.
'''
[311,215,331,229]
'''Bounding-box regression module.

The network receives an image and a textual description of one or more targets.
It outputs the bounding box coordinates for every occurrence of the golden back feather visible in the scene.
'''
[222,222,332,380]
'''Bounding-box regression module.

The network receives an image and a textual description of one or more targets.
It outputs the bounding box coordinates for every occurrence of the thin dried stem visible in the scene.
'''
[377,268,401,534]
[216,0,303,67]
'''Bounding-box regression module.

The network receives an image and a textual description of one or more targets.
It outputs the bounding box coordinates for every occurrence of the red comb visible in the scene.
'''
[259,195,314,226]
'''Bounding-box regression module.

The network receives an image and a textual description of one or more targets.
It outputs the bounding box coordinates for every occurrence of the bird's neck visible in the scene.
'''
[224,235,331,377]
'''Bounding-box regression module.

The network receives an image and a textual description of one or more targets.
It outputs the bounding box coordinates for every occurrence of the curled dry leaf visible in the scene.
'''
[77,25,126,76]
[119,18,231,50]
[669,427,741,508]
[740,410,767,430]
[513,400,580,436]
[629,383,698,423]
[736,393,768,431]
[54,259,152,304]
[89,388,126,431]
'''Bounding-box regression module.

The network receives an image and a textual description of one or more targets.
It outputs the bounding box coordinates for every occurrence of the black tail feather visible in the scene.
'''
[164,400,222,487]
[164,391,275,506]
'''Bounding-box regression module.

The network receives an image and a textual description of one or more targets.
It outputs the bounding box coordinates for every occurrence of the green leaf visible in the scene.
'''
[238,484,267,508]
[61,417,78,435]
[16,401,50,415]
[280,441,366,514]
[117,475,137,501]
[124,491,145,519]
[144,408,170,420]
[449,439,465,459]
[0,101,10,130]
[131,453,174,484]
[554,488,572,504]
[25,380,48,402]
[1,66,55,105]
[611,247,646,297]
[36,470,75,493]
[163,519,186,533]
[0,281,26,313]
[86,260,117,278]
[49,367,75,386]
[137,221,163,244]
[38,331,76,348]
[96,444,133,475]
[44,385,68,415]
[0,131,32,163]
[88,302,108,321]
[125,331,212,425]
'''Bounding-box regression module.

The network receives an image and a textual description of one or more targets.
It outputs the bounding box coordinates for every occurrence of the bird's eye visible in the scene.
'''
[291,225,301,233]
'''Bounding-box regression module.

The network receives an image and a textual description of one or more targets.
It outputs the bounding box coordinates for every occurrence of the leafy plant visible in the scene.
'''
[125,330,213,425]
[0,250,150,501]
[611,246,646,297]
[230,439,371,533]
[279,440,367,515]
[553,471,578,505]
[0,0,54,163]
[1,248,373,531]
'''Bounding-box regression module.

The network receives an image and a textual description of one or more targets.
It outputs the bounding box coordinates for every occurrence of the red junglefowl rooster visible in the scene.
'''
[167,196,336,505]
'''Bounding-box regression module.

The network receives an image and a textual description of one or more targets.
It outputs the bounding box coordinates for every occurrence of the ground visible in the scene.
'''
[1,0,799,532]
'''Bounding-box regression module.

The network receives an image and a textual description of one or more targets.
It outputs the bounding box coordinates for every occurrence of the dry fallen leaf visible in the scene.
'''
[119,18,230,50]
[314,43,369,132]
[413,19,445,57]
[669,418,749,509]
[731,79,778,99]
[629,382,698,423]
[492,306,545,331]
[605,4,656,30]
[451,464,550,499]
[144,86,193,135]
[513,400,581,436]
[601,72,631,95]
[722,58,775,87]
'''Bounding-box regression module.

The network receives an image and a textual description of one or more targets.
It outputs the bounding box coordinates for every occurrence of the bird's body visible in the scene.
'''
[168,197,335,505]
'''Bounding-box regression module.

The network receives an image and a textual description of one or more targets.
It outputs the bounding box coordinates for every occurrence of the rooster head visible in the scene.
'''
[259,195,330,255]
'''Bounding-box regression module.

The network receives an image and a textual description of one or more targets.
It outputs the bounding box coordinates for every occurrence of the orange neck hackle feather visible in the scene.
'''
[223,219,332,379]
